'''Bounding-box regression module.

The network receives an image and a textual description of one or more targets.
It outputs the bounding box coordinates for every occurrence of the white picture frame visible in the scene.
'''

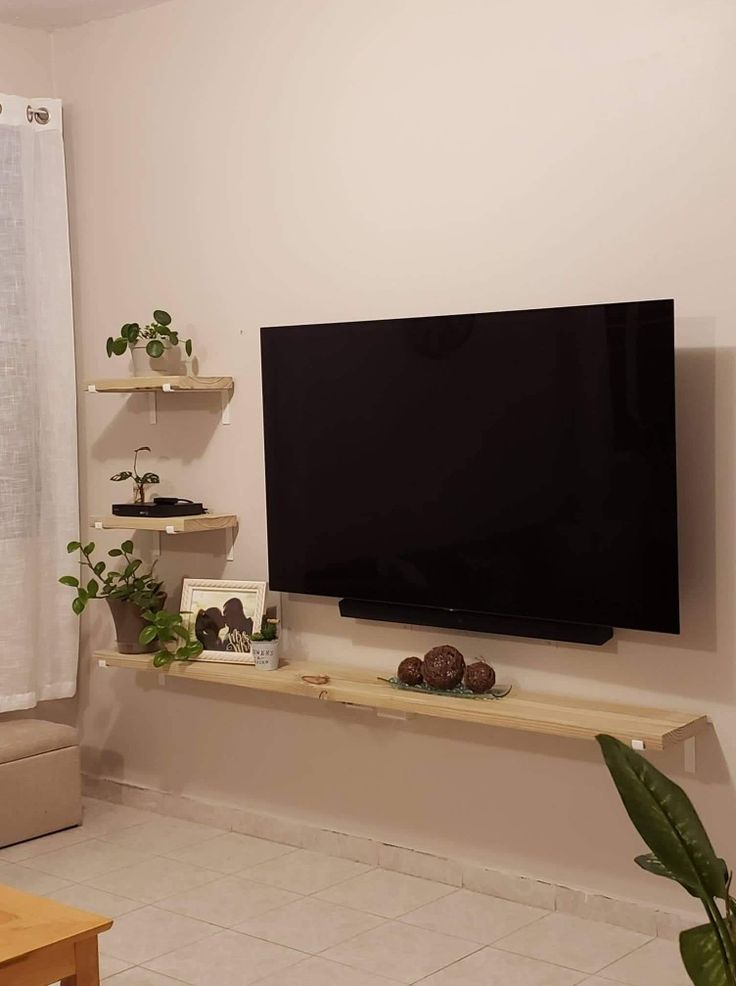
[181,578,267,665]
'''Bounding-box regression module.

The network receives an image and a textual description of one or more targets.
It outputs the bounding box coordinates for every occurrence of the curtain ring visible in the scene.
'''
[26,106,50,125]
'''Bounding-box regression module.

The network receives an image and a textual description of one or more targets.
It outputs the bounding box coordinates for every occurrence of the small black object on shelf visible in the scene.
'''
[112,498,206,518]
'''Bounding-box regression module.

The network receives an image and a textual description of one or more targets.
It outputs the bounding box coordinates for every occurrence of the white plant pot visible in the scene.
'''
[251,639,280,670]
[131,343,189,377]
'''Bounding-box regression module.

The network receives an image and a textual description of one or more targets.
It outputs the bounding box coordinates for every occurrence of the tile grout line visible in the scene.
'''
[592,933,662,981]
[485,933,653,980]
[22,801,671,985]
[136,920,315,978]
[83,783,699,940]
[104,876,492,983]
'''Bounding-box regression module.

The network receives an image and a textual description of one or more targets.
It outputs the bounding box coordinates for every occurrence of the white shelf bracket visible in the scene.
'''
[225,526,234,562]
[94,521,103,530]
[148,392,158,424]
[684,736,697,774]
[165,525,176,535]
[87,384,97,393]
[631,739,646,751]
[162,383,173,392]
[221,390,231,426]
[376,709,414,722]
[97,659,108,669]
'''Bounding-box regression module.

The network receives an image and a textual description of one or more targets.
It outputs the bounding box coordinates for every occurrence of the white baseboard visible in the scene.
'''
[82,772,697,940]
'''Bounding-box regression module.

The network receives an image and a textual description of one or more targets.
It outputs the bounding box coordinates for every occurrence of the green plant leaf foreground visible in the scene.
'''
[681,923,735,986]
[597,735,728,903]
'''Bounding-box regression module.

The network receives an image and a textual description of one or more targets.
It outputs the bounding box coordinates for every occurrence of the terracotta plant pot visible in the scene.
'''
[106,596,165,654]
[130,343,189,377]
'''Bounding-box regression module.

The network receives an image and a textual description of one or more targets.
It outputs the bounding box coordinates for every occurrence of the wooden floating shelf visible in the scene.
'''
[86,375,234,393]
[90,513,238,533]
[94,651,707,750]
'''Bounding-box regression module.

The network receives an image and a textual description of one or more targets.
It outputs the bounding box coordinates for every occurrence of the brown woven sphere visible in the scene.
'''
[464,661,496,694]
[397,656,424,686]
[422,645,465,690]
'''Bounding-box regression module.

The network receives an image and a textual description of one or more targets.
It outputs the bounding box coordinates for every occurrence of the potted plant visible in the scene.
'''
[138,609,204,668]
[110,446,159,504]
[250,618,280,670]
[60,539,165,653]
[106,309,194,376]
[597,734,736,984]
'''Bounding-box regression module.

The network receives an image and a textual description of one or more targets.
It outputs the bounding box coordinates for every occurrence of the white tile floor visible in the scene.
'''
[0,798,691,985]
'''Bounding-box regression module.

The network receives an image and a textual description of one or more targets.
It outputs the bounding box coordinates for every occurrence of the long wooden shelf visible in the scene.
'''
[95,651,707,750]
[86,376,233,393]
[91,513,237,533]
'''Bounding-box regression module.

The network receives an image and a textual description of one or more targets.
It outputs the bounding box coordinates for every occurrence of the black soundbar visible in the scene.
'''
[338,598,613,646]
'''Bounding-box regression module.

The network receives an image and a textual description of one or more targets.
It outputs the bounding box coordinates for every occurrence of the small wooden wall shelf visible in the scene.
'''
[91,513,237,533]
[86,376,233,393]
[85,376,234,423]
[94,651,707,751]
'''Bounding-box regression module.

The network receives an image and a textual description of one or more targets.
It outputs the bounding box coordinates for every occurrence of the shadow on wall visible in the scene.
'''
[507,342,733,699]
[89,392,223,465]
[282,343,733,706]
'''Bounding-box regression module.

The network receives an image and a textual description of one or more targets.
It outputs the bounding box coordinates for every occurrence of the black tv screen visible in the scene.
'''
[261,300,679,636]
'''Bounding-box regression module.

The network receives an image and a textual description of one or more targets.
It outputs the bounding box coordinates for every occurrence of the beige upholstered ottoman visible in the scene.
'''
[0,720,82,848]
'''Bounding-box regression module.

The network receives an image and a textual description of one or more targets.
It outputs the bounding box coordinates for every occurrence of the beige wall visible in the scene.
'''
[0,21,52,93]
[52,0,736,910]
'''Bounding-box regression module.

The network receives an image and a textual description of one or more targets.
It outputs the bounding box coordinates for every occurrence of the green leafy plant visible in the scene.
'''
[250,617,279,642]
[59,539,164,615]
[110,446,160,504]
[597,734,736,985]
[139,609,203,668]
[106,309,193,361]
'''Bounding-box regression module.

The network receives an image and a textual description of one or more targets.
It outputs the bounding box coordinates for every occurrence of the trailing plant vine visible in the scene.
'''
[139,609,203,667]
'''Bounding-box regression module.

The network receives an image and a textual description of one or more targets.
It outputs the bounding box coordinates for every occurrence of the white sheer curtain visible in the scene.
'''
[0,94,79,711]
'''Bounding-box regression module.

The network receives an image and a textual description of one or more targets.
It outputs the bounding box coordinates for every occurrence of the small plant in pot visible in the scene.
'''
[60,539,165,654]
[110,446,159,504]
[106,309,194,376]
[250,618,280,670]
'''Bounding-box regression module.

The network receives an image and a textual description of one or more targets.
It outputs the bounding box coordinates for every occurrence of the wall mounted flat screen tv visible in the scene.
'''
[261,300,679,644]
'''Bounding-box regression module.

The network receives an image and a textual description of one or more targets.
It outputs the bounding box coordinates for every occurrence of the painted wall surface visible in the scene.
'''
[52,0,736,910]
[0,21,52,93]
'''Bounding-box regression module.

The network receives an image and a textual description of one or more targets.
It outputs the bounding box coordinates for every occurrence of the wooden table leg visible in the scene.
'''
[60,936,100,986]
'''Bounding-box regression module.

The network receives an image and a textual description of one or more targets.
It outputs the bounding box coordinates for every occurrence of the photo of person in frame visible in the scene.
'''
[183,581,266,661]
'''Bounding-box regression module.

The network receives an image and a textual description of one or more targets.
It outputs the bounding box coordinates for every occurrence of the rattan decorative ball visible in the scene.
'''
[464,661,496,694]
[422,645,465,690]
[397,656,424,686]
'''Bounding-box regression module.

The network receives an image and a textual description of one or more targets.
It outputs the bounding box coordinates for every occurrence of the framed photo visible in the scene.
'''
[181,579,267,665]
